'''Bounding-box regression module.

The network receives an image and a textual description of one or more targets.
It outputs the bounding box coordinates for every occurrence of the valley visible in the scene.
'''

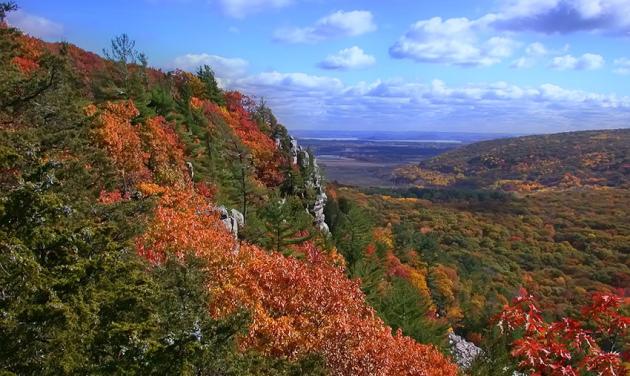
[298,132,509,187]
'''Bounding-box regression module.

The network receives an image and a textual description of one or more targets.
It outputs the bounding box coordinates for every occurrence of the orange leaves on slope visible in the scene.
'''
[135,188,235,264]
[222,92,284,186]
[136,189,458,376]
[225,245,457,376]
[144,116,187,186]
[93,100,189,190]
[95,100,151,186]
[11,34,43,74]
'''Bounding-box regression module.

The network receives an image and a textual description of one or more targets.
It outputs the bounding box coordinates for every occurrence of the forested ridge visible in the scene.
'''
[0,3,628,375]
[393,129,630,191]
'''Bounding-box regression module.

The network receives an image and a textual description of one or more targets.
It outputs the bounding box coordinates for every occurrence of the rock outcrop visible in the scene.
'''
[214,205,245,239]
[448,332,482,370]
[287,137,329,234]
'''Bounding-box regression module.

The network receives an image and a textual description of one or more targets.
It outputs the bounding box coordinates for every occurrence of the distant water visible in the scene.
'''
[300,137,359,141]
[300,137,462,144]
[292,130,516,144]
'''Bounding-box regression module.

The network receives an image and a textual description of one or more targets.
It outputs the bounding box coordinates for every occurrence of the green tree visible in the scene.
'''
[0,2,17,23]
[196,65,225,106]
[99,33,148,99]
[332,199,372,271]
[373,278,449,351]
[259,194,313,254]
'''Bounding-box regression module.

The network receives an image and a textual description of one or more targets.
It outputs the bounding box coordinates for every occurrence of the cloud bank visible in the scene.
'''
[274,10,376,43]
[318,46,375,70]
[7,10,64,40]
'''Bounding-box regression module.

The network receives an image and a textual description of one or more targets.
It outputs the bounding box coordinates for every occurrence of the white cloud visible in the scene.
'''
[526,42,548,57]
[220,68,630,133]
[6,10,64,40]
[274,10,376,43]
[613,57,630,75]
[389,16,518,67]
[217,0,293,18]
[495,0,630,34]
[318,46,375,70]
[551,53,604,70]
[510,42,548,68]
[172,54,249,80]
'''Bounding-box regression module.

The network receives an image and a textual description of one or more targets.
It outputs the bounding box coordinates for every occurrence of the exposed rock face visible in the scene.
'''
[448,332,482,370]
[186,161,194,180]
[290,136,299,165]
[215,206,244,239]
[286,136,329,234]
[312,192,329,233]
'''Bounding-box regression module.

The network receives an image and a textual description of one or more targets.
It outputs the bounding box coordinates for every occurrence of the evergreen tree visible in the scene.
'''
[0,2,17,23]
[196,65,225,106]
[259,194,313,254]
[332,199,372,271]
[373,278,449,351]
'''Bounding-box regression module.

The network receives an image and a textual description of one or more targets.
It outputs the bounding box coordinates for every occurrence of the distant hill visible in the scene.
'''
[393,129,630,191]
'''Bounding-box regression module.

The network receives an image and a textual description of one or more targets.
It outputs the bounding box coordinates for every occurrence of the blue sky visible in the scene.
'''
[7,0,630,134]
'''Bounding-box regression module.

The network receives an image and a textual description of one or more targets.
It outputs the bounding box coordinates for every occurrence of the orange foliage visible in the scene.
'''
[95,101,190,189]
[137,182,167,197]
[12,34,43,73]
[95,100,151,185]
[143,116,187,185]
[136,188,458,376]
[222,92,284,186]
[98,189,123,204]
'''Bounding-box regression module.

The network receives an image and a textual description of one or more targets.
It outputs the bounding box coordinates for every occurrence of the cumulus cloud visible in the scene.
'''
[219,68,630,133]
[526,42,548,57]
[613,58,630,75]
[494,0,630,34]
[550,53,605,70]
[274,10,376,43]
[510,42,549,68]
[389,16,518,67]
[318,46,375,70]
[7,10,64,40]
[172,54,249,80]
[217,0,293,18]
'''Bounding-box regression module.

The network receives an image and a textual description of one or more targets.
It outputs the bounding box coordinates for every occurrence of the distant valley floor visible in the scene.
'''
[298,138,460,187]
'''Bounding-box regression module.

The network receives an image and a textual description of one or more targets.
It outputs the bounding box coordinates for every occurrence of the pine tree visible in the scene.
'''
[196,65,225,106]
[332,200,372,271]
[374,278,449,351]
[259,194,313,254]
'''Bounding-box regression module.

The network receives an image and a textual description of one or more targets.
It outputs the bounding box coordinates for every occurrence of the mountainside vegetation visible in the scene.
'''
[1,3,628,375]
[393,129,630,191]
[0,12,456,376]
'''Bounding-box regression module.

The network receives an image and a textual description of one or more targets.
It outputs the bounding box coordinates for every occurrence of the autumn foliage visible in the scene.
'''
[92,100,188,191]
[135,188,457,375]
[94,100,151,186]
[497,288,630,375]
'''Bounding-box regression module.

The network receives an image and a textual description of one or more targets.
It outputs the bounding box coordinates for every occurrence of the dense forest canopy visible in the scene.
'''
[393,129,630,191]
[0,3,628,375]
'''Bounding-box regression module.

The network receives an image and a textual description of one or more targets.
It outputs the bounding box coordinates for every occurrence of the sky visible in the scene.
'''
[7,0,630,134]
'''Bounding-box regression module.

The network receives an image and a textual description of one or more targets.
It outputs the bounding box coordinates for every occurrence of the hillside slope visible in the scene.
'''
[393,129,630,191]
[0,22,456,375]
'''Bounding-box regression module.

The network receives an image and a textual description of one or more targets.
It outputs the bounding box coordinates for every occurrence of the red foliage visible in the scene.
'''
[95,100,152,186]
[11,34,44,73]
[143,116,187,185]
[222,92,285,186]
[497,288,629,375]
[98,189,124,204]
[136,188,458,376]
[194,181,216,199]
